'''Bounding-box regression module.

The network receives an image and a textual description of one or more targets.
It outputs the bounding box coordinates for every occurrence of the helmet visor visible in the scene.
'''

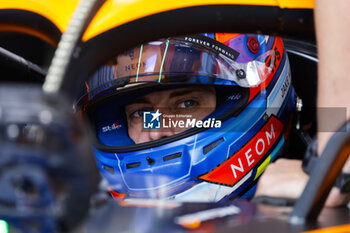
[82,35,274,101]
[79,35,270,150]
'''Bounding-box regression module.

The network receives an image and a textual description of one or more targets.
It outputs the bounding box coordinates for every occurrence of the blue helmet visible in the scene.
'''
[77,33,294,202]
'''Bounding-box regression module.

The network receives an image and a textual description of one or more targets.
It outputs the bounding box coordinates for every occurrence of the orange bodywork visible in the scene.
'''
[0,0,314,42]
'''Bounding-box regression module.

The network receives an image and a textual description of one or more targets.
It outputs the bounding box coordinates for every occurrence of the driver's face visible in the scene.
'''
[125,86,216,144]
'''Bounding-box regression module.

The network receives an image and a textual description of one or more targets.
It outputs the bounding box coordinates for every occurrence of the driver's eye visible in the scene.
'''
[131,109,147,118]
[178,100,197,108]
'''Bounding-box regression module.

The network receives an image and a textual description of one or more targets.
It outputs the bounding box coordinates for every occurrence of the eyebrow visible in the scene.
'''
[126,97,151,106]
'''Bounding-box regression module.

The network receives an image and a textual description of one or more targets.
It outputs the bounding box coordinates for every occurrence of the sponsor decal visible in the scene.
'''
[199,116,283,186]
[102,121,122,132]
[266,58,291,116]
[182,35,240,61]
[124,61,146,71]
[227,93,242,101]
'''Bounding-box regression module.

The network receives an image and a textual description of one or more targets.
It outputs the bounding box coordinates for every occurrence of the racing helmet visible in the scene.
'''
[77,33,294,202]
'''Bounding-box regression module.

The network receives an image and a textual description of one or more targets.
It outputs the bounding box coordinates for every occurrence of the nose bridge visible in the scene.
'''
[149,106,176,141]
[149,125,174,140]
